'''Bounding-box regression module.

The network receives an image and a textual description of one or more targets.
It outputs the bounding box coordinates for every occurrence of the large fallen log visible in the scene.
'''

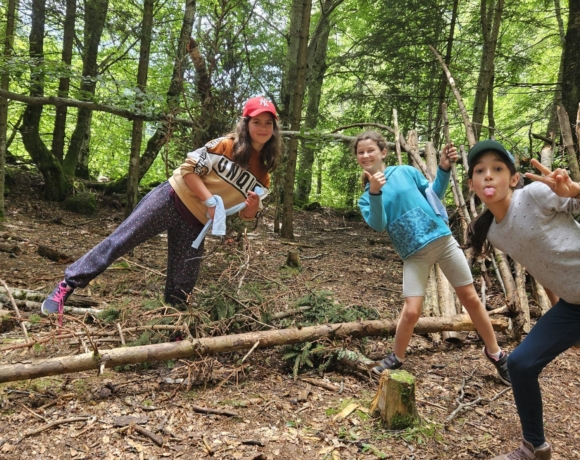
[0,314,508,383]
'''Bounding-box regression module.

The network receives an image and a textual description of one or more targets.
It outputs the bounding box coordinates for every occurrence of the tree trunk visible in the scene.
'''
[557,105,580,181]
[371,370,419,429]
[126,0,153,216]
[514,262,530,333]
[493,248,524,339]
[19,0,71,201]
[433,0,459,149]
[436,264,460,342]
[51,0,76,163]
[62,0,109,178]
[545,0,566,141]
[105,0,196,194]
[0,314,509,383]
[0,0,18,220]
[281,0,312,239]
[471,0,504,141]
[561,0,580,130]
[295,0,340,205]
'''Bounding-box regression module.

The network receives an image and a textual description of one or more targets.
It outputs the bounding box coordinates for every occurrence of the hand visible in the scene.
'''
[364,170,386,194]
[525,159,580,198]
[439,142,457,171]
[242,191,260,218]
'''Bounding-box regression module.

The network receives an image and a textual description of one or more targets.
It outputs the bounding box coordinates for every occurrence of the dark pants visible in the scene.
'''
[508,298,580,447]
[65,181,204,305]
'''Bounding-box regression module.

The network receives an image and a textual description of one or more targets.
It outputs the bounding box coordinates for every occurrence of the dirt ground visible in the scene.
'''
[0,168,579,460]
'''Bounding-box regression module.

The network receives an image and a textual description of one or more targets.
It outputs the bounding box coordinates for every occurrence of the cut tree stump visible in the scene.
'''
[370,369,419,429]
[285,250,301,268]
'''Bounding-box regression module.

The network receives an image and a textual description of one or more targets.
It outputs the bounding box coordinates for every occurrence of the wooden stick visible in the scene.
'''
[191,405,239,417]
[116,323,126,346]
[393,108,402,165]
[20,416,90,439]
[429,46,477,148]
[0,279,30,348]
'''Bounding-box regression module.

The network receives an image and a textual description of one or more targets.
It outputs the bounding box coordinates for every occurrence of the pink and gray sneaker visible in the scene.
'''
[41,280,74,316]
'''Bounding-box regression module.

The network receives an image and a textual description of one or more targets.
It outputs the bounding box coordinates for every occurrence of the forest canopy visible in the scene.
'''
[0,0,578,216]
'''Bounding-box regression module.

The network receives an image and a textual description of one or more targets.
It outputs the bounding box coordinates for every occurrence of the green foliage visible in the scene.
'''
[282,341,327,379]
[98,307,121,324]
[291,290,380,326]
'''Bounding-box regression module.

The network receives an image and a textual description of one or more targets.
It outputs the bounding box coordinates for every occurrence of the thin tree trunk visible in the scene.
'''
[126,0,153,216]
[557,105,580,182]
[493,248,524,340]
[0,0,18,220]
[51,0,76,163]
[295,0,340,205]
[433,0,459,149]
[20,0,71,201]
[514,262,530,333]
[561,0,580,129]
[281,0,312,239]
[0,314,509,383]
[471,0,504,141]
[106,0,196,194]
[62,0,109,178]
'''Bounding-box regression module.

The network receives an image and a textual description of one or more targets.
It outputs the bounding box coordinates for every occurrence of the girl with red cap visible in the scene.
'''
[42,96,281,315]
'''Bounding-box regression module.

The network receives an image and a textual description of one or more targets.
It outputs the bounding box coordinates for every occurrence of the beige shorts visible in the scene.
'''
[402,235,473,297]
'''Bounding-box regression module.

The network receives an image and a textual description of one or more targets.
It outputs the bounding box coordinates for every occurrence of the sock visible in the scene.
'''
[534,442,549,450]
[395,354,404,363]
[487,348,502,360]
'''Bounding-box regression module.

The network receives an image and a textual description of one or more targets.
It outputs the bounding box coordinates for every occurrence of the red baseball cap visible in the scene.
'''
[242,96,278,119]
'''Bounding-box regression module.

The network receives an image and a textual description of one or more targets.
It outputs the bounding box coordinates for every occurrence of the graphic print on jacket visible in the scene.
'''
[388,207,439,259]
[188,137,269,199]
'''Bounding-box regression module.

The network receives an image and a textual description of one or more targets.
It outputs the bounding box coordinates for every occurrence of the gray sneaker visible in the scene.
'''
[372,352,402,375]
[41,280,74,315]
[483,347,511,386]
[491,439,551,460]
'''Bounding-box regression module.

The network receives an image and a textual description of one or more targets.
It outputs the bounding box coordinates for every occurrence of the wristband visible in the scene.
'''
[369,191,382,196]
[204,196,217,207]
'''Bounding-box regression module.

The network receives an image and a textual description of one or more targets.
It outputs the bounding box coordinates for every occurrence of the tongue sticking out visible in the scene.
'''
[484,187,495,197]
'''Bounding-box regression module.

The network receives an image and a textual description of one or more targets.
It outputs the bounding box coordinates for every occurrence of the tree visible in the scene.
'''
[0,0,18,220]
[295,0,343,206]
[126,0,154,216]
[62,0,109,179]
[471,0,504,141]
[561,0,580,133]
[19,0,72,201]
[51,0,76,164]
[281,0,312,239]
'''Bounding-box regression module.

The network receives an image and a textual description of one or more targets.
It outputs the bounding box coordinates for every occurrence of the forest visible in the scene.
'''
[0,0,580,459]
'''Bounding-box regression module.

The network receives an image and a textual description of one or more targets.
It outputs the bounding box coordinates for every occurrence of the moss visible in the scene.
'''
[62,192,97,215]
[390,412,417,430]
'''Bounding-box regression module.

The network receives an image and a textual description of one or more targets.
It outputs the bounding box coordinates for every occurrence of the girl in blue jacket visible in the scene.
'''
[355,131,509,385]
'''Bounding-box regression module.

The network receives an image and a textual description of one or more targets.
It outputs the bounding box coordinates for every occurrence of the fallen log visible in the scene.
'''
[0,314,509,383]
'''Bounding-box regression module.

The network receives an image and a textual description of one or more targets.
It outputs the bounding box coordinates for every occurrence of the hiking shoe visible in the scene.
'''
[372,352,402,375]
[491,439,551,460]
[41,280,74,315]
[483,347,511,386]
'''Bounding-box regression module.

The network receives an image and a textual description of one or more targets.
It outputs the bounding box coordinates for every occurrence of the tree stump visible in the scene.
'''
[285,250,300,268]
[370,369,419,429]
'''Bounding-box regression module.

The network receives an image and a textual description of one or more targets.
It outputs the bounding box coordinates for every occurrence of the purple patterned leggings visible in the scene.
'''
[65,181,204,305]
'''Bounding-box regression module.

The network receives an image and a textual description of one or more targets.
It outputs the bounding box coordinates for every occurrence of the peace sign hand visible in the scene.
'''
[525,159,580,198]
[364,170,386,195]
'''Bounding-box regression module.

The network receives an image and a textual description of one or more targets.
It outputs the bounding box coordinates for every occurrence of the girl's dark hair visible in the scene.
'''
[463,151,518,259]
[228,115,282,172]
[352,131,389,187]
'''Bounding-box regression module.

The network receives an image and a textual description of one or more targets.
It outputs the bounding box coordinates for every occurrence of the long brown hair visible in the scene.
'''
[228,114,282,172]
[463,152,518,259]
[352,131,389,187]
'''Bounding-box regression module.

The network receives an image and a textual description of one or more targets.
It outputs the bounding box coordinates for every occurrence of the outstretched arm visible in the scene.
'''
[525,159,580,199]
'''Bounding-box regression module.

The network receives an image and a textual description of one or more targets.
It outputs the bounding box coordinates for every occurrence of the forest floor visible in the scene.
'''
[0,167,579,460]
